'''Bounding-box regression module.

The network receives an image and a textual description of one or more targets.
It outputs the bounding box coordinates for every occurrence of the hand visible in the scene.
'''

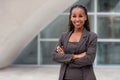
[72,52,86,60]
[77,52,86,58]
[56,46,64,54]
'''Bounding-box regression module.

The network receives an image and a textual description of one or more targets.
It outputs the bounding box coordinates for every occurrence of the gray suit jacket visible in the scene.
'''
[52,29,97,80]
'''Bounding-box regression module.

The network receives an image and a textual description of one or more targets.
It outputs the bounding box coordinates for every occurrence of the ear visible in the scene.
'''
[70,16,72,21]
[85,16,87,21]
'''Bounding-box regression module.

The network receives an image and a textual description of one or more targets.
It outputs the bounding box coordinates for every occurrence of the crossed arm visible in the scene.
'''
[56,46,86,60]
[52,33,97,67]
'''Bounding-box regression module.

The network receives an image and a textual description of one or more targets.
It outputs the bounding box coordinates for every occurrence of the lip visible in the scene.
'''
[75,23,80,25]
[74,22,81,25]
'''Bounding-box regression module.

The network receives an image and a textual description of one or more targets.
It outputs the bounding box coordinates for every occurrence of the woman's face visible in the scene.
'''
[70,7,87,29]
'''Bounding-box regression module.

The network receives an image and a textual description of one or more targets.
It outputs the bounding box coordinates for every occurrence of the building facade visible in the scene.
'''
[14,0,120,67]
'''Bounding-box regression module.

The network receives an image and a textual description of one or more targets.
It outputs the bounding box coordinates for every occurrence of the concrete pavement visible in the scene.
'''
[0,66,120,80]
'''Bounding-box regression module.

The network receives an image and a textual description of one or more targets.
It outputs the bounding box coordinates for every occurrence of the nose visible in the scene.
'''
[76,17,80,21]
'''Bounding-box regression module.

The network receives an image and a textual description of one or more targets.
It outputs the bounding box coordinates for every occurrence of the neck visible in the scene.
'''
[74,27,84,33]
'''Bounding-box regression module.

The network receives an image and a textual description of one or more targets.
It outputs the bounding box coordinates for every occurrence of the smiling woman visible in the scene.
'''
[52,5,97,80]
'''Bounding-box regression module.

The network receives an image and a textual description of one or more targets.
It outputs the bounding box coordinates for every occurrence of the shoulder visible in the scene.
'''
[61,32,68,36]
[89,32,97,37]
[89,31,97,39]
[58,32,69,41]
[60,31,70,38]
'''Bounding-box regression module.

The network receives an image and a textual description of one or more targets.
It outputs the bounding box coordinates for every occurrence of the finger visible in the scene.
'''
[59,47,64,51]
[57,49,62,54]
[56,46,65,54]
[56,46,60,51]
[57,46,60,49]
[57,47,63,51]
[57,49,60,53]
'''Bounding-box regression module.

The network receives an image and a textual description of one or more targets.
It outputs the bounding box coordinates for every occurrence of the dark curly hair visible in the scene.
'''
[68,5,90,32]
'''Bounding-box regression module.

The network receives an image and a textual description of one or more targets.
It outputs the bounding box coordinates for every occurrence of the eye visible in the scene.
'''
[72,15,76,18]
[79,15,83,17]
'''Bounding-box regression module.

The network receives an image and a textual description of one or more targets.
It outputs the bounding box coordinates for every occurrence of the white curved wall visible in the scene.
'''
[0,0,77,68]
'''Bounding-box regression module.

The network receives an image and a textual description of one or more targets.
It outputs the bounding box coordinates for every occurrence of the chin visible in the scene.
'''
[75,25,82,28]
[75,26,84,30]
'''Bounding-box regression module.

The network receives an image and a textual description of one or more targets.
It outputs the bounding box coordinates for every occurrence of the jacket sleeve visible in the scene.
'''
[51,33,73,63]
[69,33,97,68]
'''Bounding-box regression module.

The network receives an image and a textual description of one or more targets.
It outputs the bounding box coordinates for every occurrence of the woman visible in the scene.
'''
[52,5,97,80]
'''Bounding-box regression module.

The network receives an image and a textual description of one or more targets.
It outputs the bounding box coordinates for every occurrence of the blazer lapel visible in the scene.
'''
[76,29,89,52]
[63,31,73,52]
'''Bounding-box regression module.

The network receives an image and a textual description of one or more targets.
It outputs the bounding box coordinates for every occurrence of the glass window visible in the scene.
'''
[64,0,94,12]
[97,16,120,38]
[40,41,58,64]
[97,42,120,65]
[98,0,120,12]
[89,15,94,32]
[40,15,68,38]
[14,37,37,64]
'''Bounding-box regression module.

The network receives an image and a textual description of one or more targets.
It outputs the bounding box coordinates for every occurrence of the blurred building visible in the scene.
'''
[0,0,120,68]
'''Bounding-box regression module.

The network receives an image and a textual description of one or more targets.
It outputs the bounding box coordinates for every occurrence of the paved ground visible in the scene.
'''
[0,65,120,80]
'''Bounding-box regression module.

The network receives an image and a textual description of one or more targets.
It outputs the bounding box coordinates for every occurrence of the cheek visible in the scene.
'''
[70,17,75,23]
[82,18,87,23]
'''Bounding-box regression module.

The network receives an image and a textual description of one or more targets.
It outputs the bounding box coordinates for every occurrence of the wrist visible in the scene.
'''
[72,55,78,60]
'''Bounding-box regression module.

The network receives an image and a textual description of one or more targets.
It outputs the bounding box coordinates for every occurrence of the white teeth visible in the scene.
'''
[75,23,80,25]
